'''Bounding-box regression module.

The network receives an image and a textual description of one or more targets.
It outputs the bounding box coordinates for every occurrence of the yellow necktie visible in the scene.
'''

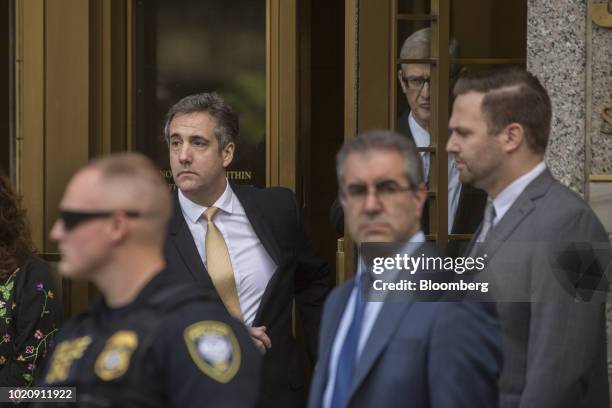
[204,207,243,320]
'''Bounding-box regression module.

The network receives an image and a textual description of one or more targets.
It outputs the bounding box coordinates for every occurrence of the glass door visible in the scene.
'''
[340,0,527,282]
[132,0,267,188]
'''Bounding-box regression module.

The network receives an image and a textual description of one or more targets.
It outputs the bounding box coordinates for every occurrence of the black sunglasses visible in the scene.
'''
[59,210,141,231]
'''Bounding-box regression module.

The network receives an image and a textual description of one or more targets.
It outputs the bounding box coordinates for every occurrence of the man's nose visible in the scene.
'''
[419,80,430,99]
[363,189,383,214]
[178,144,192,163]
[49,219,64,242]
[446,133,457,153]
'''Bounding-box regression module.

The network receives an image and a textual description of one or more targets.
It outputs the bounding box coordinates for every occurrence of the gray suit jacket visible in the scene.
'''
[465,169,610,408]
[308,243,503,408]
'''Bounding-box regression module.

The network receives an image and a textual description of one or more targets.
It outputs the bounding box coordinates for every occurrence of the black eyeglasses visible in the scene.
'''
[59,210,141,231]
[402,74,431,92]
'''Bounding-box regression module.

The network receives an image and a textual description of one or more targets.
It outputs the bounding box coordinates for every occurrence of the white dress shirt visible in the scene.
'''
[490,161,546,227]
[408,113,462,233]
[178,182,277,325]
[322,231,426,408]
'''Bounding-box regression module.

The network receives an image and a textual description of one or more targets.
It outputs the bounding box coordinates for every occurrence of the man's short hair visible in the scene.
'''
[453,66,551,154]
[400,27,461,78]
[336,130,424,189]
[163,92,239,151]
[88,153,172,228]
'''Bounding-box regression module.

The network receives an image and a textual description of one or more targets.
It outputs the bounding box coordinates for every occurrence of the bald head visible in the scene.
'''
[90,153,171,221]
[51,153,172,302]
[61,153,172,244]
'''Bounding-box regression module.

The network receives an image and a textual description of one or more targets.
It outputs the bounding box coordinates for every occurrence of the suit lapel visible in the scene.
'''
[167,195,212,286]
[346,242,434,401]
[483,169,553,257]
[348,301,413,400]
[231,184,282,266]
[231,184,283,324]
[312,282,354,403]
[397,111,415,144]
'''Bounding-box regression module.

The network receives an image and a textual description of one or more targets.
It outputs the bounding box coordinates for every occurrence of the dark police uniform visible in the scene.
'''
[36,271,261,408]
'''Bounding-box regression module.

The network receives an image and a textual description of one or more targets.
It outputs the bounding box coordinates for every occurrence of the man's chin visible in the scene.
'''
[175,180,200,193]
[57,262,88,280]
[415,111,430,125]
[359,231,394,243]
[458,171,473,185]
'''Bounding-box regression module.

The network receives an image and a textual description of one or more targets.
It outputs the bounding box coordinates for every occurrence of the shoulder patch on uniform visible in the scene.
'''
[183,320,241,384]
[95,330,139,381]
[45,336,92,384]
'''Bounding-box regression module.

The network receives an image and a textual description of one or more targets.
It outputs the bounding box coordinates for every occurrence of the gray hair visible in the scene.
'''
[400,27,461,77]
[336,130,424,189]
[163,92,238,151]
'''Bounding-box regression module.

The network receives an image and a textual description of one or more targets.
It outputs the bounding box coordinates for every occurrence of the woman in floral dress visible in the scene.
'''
[0,174,62,386]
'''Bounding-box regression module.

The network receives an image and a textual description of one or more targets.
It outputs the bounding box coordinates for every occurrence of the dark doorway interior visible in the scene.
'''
[1,0,12,177]
[300,0,345,282]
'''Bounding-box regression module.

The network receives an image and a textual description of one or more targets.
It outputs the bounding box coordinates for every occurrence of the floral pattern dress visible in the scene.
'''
[0,255,62,386]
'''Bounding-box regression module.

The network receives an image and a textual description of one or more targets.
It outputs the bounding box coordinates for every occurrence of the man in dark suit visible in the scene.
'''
[397,27,486,236]
[162,92,331,408]
[309,130,502,408]
[447,67,611,408]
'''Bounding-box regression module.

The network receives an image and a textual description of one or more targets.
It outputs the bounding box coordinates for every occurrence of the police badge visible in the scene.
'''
[183,320,241,383]
[94,330,139,381]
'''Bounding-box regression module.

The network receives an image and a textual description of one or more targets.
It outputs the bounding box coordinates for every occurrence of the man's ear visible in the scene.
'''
[398,69,408,94]
[109,212,130,243]
[501,123,525,153]
[222,142,235,168]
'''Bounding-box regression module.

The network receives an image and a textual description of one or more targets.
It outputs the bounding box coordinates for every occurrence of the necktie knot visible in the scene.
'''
[205,206,220,221]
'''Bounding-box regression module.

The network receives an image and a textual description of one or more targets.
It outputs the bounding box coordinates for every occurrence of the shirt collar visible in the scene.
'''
[491,161,546,223]
[178,179,237,223]
[408,111,430,147]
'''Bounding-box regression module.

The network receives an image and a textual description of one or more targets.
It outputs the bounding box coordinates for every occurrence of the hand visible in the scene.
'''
[249,326,272,354]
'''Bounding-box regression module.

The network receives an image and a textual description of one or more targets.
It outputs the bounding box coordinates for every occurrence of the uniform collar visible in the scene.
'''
[99,270,169,316]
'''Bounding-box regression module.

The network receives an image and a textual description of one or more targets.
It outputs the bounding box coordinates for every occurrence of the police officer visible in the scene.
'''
[38,153,260,407]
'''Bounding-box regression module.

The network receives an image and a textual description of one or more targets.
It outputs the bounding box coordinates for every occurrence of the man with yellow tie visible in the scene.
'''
[163,92,331,408]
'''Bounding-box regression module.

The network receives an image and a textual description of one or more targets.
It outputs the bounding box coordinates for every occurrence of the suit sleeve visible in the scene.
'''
[428,302,503,408]
[290,191,332,361]
[519,209,610,408]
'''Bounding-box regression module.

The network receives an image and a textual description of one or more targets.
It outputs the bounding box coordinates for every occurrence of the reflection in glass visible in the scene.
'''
[394,0,528,235]
[133,0,266,188]
[396,23,432,121]
[396,26,439,234]
[395,26,472,236]
[397,21,431,59]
